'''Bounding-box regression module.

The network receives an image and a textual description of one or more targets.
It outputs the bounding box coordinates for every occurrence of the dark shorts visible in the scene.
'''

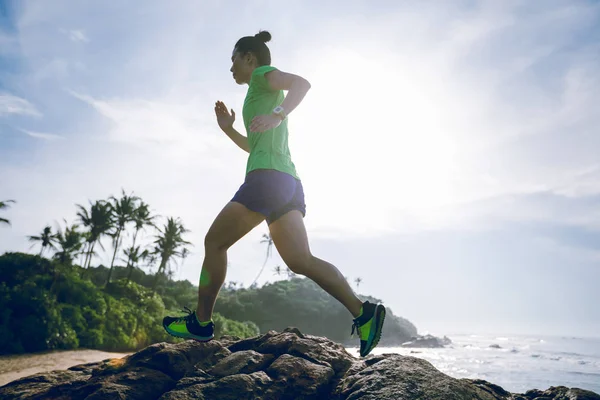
[231,169,306,225]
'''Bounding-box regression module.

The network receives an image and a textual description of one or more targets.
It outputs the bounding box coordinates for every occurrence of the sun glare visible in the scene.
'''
[292,48,460,232]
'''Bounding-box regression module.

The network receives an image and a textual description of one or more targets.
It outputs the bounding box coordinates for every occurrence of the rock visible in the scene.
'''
[489,344,502,349]
[0,370,89,400]
[401,334,451,348]
[265,354,335,399]
[257,331,354,374]
[467,379,513,398]
[1,328,598,400]
[74,367,175,400]
[209,350,274,377]
[337,354,505,400]
[517,386,600,400]
[160,371,273,400]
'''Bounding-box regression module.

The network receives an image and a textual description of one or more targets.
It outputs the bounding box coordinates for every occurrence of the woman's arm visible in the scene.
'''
[214,100,249,153]
[249,70,311,133]
[223,126,250,153]
[266,70,311,117]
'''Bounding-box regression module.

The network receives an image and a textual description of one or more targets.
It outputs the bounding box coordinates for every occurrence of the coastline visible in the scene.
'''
[0,349,131,387]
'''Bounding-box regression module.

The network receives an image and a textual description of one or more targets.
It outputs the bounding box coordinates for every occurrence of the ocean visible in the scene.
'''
[347,333,600,394]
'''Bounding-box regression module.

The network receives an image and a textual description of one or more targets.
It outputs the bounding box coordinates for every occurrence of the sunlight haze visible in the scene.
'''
[1,0,599,338]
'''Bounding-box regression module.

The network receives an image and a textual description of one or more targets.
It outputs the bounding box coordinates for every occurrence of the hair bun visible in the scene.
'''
[254,30,272,43]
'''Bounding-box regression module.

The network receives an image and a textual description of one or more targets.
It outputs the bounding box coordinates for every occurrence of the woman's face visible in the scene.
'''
[230,49,254,85]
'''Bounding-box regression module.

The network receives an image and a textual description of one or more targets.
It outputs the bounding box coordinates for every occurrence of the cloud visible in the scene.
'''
[67,90,230,165]
[65,29,89,43]
[20,128,64,141]
[2,0,599,237]
[1,0,599,337]
[0,93,41,117]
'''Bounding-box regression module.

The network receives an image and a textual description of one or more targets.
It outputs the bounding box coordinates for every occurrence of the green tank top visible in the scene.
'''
[242,65,299,179]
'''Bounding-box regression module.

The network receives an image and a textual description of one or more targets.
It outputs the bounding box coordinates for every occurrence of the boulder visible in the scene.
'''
[401,334,452,348]
[1,328,597,400]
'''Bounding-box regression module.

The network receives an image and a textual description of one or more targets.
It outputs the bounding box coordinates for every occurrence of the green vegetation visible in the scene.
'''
[28,226,59,256]
[0,252,259,355]
[0,190,418,355]
[215,276,417,346]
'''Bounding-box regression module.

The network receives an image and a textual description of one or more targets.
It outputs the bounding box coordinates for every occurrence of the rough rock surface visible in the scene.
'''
[1,327,598,400]
[400,334,452,348]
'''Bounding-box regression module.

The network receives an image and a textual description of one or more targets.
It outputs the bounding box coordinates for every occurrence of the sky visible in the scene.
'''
[1,0,599,338]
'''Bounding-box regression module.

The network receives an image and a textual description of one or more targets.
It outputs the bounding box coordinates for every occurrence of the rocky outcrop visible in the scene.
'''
[400,334,453,348]
[1,327,598,400]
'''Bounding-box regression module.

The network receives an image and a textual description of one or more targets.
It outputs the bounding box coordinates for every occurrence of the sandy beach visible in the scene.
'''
[0,349,131,387]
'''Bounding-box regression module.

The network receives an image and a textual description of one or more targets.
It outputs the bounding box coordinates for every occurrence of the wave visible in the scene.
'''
[567,370,600,378]
[554,351,586,358]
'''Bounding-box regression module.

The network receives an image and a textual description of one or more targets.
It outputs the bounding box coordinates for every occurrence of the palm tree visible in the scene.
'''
[0,200,16,225]
[76,200,113,270]
[250,233,273,287]
[106,190,140,285]
[151,217,191,290]
[53,221,84,265]
[124,201,155,279]
[273,265,282,276]
[355,277,363,291]
[123,245,150,283]
[28,225,59,256]
[286,267,296,279]
[178,247,190,280]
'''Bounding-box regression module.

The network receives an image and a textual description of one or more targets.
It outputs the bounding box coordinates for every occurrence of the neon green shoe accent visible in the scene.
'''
[162,307,215,342]
[352,302,386,357]
[169,319,190,334]
[356,305,364,319]
[358,319,373,341]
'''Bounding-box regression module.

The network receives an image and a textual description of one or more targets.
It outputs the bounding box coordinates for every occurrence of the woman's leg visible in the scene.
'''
[268,210,363,318]
[196,201,265,321]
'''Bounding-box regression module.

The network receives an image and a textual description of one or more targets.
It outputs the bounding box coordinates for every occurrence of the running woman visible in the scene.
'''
[162,30,385,357]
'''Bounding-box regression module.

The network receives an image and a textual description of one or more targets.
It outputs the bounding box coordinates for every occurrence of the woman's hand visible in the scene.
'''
[214,101,235,132]
[250,113,282,133]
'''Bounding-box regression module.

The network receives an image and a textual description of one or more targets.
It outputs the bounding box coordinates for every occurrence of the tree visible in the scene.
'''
[286,267,296,279]
[76,200,113,270]
[0,200,15,226]
[151,217,191,290]
[354,277,363,291]
[123,245,150,283]
[177,247,190,280]
[106,190,140,285]
[273,265,282,276]
[53,221,84,265]
[250,233,273,287]
[124,201,155,280]
[28,226,59,256]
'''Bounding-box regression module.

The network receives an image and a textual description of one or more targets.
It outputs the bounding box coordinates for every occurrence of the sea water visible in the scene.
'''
[347,334,600,394]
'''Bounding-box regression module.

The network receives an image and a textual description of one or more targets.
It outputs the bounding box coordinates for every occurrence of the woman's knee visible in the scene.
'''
[285,254,315,275]
[204,231,230,253]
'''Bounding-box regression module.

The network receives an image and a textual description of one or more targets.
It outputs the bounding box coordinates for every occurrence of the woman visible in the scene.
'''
[163,31,385,357]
